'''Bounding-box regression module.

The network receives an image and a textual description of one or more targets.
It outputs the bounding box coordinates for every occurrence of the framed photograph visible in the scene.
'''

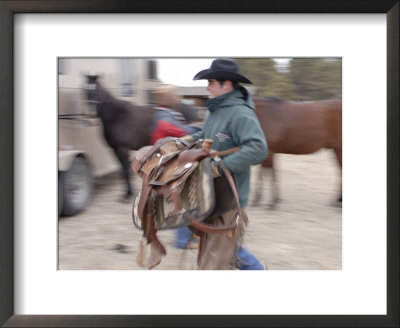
[1,1,398,327]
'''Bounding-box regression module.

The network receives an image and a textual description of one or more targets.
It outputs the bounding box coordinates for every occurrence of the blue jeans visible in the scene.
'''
[175,226,195,249]
[175,227,263,270]
[236,244,264,270]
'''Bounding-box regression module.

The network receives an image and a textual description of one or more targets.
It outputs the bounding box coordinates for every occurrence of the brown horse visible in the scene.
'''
[253,97,342,208]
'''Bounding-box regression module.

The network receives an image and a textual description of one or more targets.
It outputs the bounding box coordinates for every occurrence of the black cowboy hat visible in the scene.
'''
[193,58,252,84]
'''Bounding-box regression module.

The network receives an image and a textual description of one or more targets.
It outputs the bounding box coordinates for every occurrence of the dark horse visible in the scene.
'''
[253,97,342,208]
[84,75,199,200]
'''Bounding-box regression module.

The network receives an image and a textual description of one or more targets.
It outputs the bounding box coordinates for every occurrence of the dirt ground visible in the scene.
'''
[58,149,342,270]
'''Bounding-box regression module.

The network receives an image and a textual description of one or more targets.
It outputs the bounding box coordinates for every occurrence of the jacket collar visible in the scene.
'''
[207,90,243,112]
[206,88,254,112]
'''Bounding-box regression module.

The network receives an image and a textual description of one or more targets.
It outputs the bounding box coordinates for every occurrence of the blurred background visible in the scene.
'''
[58,57,342,270]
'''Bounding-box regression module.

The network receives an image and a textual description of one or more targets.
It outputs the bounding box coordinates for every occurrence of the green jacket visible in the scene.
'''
[190,87,268,207]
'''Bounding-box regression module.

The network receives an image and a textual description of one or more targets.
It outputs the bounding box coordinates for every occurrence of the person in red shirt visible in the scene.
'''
[151,85,200,144]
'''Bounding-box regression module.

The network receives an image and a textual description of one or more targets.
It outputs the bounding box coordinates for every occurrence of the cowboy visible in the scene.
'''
[181,58,268,269]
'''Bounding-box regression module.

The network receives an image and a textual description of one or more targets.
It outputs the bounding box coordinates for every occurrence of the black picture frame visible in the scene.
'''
[0,1,398,327]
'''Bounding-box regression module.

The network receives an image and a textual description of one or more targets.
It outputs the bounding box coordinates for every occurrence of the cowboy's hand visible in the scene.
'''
[211,161,221,178]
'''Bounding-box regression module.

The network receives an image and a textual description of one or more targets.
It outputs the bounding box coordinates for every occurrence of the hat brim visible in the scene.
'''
[193,69,252,84]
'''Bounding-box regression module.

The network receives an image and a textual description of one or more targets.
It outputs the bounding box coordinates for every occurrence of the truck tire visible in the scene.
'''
[60,156,92,216]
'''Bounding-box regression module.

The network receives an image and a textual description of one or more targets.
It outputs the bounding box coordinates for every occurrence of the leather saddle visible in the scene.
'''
[131,137,241,232]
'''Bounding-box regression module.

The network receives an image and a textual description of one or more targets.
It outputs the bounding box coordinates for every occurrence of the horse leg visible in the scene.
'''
[113,147,132,201]
[255,154,279,209]
[264,154,279,209]
[333,146,342,206]
[269,162,280,209]
[251,165,264,206]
